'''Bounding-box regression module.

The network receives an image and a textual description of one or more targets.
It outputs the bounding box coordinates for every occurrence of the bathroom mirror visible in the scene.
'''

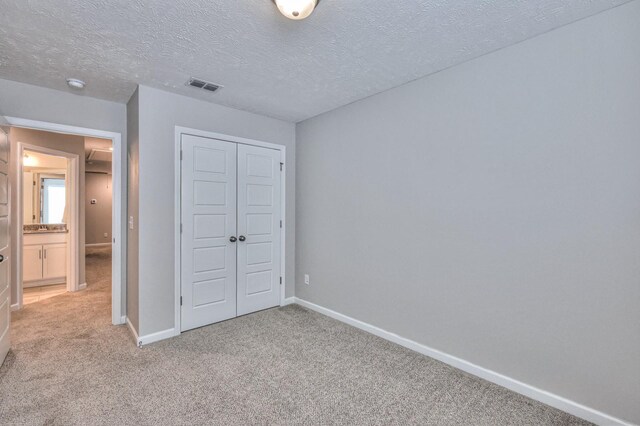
[40,175,66,223]
[23,150,68,224]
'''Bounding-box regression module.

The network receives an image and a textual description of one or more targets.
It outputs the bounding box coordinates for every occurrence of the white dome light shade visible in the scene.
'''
[23,154,37,167]
[273,0,318,20]
[66,78,86,89]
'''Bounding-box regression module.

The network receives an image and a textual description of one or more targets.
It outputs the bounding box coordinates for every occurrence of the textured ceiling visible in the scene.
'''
[0,0,630,122]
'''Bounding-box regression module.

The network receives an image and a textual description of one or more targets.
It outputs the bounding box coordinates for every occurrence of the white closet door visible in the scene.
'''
[236,144,281,316]
[181,134,237,331]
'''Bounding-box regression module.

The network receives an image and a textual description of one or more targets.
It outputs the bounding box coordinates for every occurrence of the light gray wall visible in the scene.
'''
[0,79,126,135]
[126,89,139,333]
[0,78,127,315]
[295,2,640,424]
[85,172,112,245]
[8,128,85,304]
[136,86,295,336]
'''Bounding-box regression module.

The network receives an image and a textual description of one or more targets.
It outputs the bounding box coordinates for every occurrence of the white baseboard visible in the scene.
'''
[125,316,140,346]
[112,315,126,326]
[78,282,87,290]
[138,327,178,347]
[10,303,20,312]
[294,297,631,426]
[281,297,296,306]
[24,278,65,288]
[85,243,111,248]
[125,317,176,347]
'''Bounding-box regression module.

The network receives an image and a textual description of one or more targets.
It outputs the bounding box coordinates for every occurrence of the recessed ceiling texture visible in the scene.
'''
[0,0,631,122]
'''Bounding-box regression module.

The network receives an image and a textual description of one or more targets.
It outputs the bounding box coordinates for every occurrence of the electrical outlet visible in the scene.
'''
[104,233,108,238]
[129,216,134,230]
[304,274,310,285]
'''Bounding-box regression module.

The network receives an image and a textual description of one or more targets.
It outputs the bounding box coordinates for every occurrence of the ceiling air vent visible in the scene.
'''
[87,148,112,162]
[186,77,222,93]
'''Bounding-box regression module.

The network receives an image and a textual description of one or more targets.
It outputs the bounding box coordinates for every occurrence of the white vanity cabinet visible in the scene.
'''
[42,243,66,279]
[23,232,67,287]
[23,245,44,282]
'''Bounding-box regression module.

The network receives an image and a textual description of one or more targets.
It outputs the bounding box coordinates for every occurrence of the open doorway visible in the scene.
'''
[18,136,114,306]
[21,149,73,304]
[16,137,81,307]
[5,118,124,326]
[84,137,114,311]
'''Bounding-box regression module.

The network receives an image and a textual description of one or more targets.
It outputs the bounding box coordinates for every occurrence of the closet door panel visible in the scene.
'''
[237,145,281,316]
[181,135,237,331]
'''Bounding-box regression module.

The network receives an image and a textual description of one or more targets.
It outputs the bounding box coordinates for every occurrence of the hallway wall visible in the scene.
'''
[85,172,112,245]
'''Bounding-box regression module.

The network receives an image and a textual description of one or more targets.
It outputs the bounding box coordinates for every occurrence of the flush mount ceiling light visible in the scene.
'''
[272,0,319,20]
[23,154,36,167]
[66,78,86,89]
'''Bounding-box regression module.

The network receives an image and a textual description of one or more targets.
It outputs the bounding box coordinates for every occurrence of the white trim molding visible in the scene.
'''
[138,328,178,347]
[126,317,140,347]
[293,298,632,426]
[78,282,87,290]
[10,303,20,312]
[282,297,296,306]
[127,317,178,348]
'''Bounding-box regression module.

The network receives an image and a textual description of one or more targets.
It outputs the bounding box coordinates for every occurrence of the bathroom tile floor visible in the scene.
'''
[23,284,66,305]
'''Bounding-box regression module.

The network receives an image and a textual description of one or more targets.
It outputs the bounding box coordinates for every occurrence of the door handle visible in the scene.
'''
[39,250,42,260]
[238,235,246,242]
[0,254,4,263]
[229,236,237,243]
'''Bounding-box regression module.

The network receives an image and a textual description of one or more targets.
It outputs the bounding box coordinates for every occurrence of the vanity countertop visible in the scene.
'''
[23,224,68,234]
[23,229,69,234]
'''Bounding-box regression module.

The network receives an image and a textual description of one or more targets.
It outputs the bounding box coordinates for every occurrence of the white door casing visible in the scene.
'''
[0,123,10,365]
[236,144,282,316]
[180,134,238,332]
[5,116,123,326]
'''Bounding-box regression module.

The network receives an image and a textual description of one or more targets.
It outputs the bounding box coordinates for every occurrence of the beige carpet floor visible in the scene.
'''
[0,246,590,425]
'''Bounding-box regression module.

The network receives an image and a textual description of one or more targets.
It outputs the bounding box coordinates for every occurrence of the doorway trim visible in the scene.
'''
[6,117,125,325]
[174,126,287,335]
[17,143,80,301]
